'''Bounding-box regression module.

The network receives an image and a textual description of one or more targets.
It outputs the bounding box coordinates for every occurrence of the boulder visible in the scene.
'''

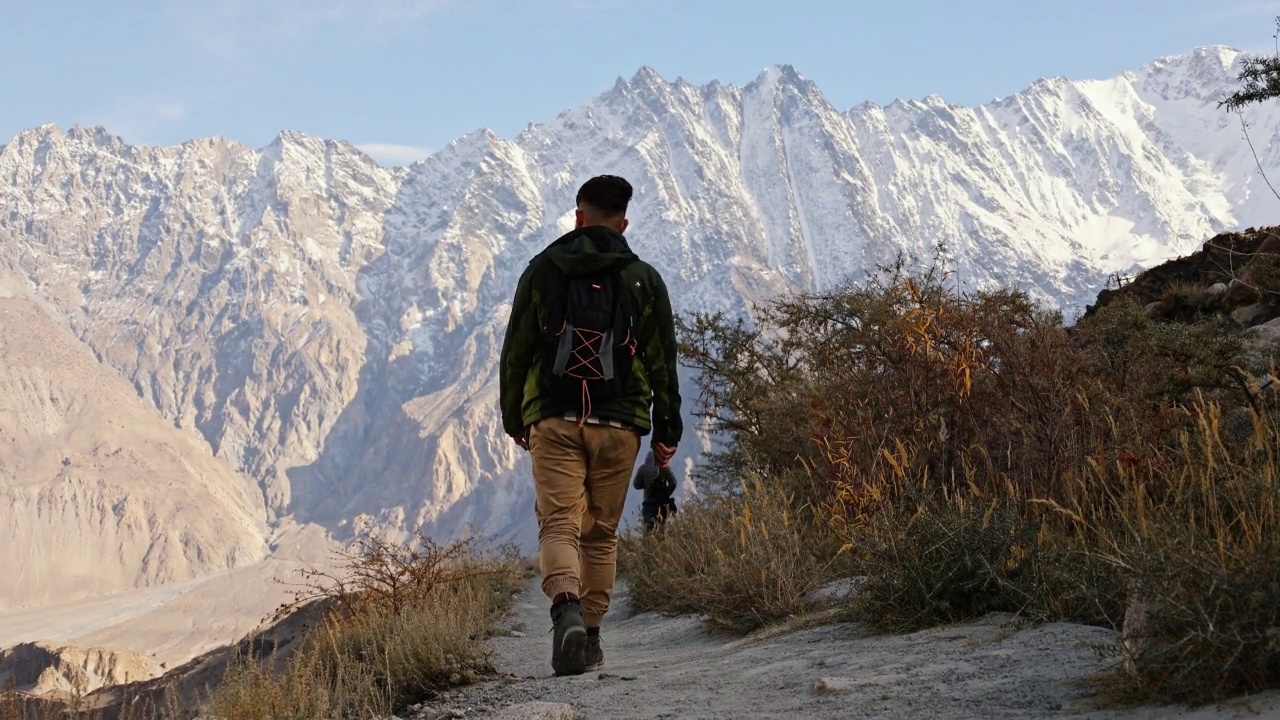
[1232,303,1271,327]
[1121,585,1152,678]
[803,577,868,606]
[1249,316,1280,347]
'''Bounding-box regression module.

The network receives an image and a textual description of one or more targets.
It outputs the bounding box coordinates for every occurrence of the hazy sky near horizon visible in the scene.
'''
[2,0,1275,165]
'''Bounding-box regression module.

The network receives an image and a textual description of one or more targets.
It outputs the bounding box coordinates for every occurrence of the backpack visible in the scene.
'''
[540,265,638,417]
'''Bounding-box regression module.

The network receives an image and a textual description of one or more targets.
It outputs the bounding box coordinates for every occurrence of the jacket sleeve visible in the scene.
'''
[500,264,538,438]
[640,269,683,447]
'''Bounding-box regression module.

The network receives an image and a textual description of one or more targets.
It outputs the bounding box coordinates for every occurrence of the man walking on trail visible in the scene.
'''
[499,174,683,677]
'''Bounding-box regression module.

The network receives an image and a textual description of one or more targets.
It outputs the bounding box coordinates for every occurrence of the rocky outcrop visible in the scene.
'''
[0,642,164,697]
[5,596,337,718]
[1081,226,1280,328]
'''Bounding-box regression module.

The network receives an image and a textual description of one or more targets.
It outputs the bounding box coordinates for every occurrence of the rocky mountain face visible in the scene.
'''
[0,641,165,698]
[0,46,1276,605]
[0,275,267,611]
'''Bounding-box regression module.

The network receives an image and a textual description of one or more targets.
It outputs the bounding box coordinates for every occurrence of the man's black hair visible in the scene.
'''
[576,175,633,217]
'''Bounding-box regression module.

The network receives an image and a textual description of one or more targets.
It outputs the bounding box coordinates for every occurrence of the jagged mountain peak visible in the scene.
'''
[769,63,808,83]
[262,128,372,166]
[263,128,312,157]
[10,122,63,143]
[1147,44,1243,72]
[630,64,666,85]
[743,63,819,97]
[3,123,116,155]
[1126,44,1247,106]
[601,62,818,113]
[605,65,683,109]
[435,127,517,172]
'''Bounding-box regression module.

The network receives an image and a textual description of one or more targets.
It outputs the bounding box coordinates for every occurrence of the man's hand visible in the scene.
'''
[512,426,530,451]
[653,442,676,468]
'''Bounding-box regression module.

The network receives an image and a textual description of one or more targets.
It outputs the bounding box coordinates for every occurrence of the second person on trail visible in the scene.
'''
[633,449,678,531]
[498,174,683,678]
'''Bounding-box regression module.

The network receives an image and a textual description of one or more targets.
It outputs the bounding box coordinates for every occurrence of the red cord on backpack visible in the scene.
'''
[565,326,606,428]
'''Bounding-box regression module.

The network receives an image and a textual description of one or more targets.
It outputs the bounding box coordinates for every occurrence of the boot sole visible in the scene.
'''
[553,626,588,676]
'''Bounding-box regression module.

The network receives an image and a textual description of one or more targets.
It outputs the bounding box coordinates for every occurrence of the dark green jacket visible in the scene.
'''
[499,226,683,447]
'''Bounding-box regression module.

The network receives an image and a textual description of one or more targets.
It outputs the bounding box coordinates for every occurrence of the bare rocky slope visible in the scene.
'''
[0,275,267,612]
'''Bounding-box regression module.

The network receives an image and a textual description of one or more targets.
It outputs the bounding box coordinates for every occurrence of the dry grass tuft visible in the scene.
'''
[618,475,842,634]
[1,534,521,720]
[199,533,520,719]
[1082,395,1280,703]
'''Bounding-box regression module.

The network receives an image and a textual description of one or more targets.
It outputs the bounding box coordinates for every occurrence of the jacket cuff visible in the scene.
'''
[651,429,680,448]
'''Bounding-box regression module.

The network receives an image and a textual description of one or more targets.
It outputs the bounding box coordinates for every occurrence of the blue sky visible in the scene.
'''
[1,0,1275,165]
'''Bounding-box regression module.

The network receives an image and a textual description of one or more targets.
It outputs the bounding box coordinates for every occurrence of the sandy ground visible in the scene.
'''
[411,578,1280,720]
[0,522,340,669]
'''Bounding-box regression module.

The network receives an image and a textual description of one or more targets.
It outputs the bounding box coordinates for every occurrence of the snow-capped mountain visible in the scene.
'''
[0,45,1275,588]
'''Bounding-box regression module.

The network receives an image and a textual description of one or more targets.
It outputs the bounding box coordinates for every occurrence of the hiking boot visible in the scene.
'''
[550,599,587,676]
[585,632,604,670]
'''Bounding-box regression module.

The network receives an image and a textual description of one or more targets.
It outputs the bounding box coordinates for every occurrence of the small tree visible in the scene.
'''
[1221,17,1280,111]
[1219,18,1280,205]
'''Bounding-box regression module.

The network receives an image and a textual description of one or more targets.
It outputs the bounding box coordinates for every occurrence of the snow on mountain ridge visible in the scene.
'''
[0,46,1275,570]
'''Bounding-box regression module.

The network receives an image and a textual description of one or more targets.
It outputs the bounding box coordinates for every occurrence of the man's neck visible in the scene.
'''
[579,221,625,233]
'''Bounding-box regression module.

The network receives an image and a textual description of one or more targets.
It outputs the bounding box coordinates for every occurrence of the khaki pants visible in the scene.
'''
[529,417,641,628]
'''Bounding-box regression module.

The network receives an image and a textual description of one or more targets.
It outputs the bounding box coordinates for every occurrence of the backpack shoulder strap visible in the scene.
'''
[540,259,570,333]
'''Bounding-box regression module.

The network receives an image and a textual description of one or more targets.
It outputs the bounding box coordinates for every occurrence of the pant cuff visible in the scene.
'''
[543,575,580,601]
[583,611,604,628]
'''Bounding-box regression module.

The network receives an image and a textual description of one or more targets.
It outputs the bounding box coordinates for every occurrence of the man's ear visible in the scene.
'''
[619,218,629,233]
[575,209,585,229]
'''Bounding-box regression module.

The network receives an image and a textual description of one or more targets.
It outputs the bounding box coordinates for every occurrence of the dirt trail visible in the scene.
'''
[413,578,1280,720]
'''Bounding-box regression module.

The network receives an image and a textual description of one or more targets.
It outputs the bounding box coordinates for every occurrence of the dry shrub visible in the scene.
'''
[1154,280,1220,320]
[846,481,1125,633]
[0,683,53,720]
[204,644,383,720]
[809,283,1270,640]
[1079,394,1280,704]
[817,287,1259,634]
[200,533,519,720]
[681,259,1132,509]
[206,598,496,720]
[284,533,521,619]
[617,475,842,634]
[1160,279,1209,304]
[1248,253,1280,300]
[658,249,1280,704]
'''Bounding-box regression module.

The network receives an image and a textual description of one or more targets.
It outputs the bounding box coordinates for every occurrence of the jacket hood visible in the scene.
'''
[542,226,639,277]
